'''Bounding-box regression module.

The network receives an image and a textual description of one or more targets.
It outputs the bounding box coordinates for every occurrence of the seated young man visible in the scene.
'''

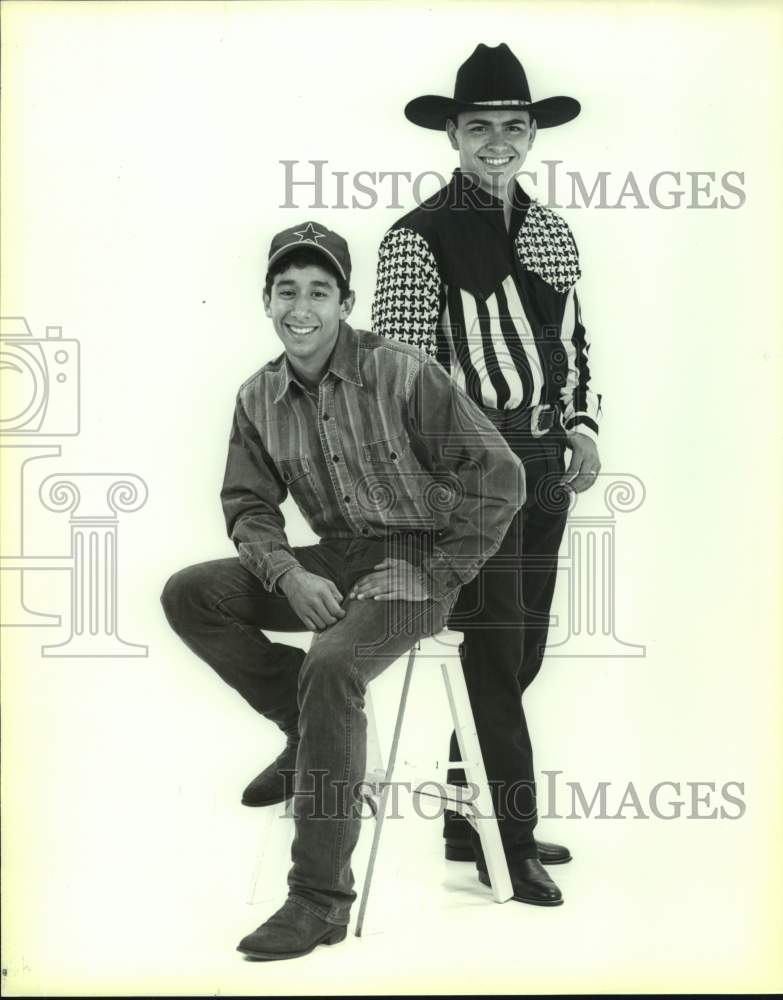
[160,221,524,961]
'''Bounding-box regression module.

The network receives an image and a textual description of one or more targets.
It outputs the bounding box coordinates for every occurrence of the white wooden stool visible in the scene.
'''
[354,637,513,936]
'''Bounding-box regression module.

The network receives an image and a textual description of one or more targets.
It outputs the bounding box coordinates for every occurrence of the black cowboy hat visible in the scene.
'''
[404,42,580,130]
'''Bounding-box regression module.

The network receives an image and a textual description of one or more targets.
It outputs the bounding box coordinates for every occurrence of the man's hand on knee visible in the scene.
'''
[279,567,346,632]
[348,558,430,602]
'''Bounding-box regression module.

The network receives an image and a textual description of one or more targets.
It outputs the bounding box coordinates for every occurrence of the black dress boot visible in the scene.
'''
[444,820,572,865]
[479,858,564,906]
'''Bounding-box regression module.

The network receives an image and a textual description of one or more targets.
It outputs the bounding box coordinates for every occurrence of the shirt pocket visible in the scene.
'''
[356,435,430,527]
[276,455,323,524]
[362,434,410,465]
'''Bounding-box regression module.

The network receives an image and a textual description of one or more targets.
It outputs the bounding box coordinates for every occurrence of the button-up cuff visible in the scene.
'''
[427,568,466,601]
[424,547,486,601]
[564,419,599,446]
[238,543,302,593]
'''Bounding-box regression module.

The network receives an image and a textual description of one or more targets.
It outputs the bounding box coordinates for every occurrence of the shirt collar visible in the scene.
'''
[273,321,362,404]
[451,167,531,211]
[327,321,363,387]
[272,356,299,403]
[450,168,531,238]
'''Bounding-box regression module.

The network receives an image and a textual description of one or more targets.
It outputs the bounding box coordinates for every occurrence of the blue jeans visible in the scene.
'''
[161,536,457,925]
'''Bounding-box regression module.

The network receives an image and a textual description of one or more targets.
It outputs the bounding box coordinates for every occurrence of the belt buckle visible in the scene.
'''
[530,404,555,438]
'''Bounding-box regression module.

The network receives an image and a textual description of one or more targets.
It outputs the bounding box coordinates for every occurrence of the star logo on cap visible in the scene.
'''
[293,222,326,245]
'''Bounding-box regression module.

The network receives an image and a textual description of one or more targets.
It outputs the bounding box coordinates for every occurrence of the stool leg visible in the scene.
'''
[354,644,418,937]
[364,684,385,790]
[441,659,514,903]
[247,797,294,905]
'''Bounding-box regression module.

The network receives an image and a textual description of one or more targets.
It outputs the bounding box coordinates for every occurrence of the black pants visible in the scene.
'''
[446,410,569,863]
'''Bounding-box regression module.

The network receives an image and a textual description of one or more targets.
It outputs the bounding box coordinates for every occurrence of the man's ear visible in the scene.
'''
[339,290,356,319]
[263,289,272,318]
[529,120,537,149]
[446,118,460,152]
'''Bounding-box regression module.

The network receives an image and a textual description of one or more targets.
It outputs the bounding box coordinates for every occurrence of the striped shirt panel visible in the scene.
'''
[559,286,601,436]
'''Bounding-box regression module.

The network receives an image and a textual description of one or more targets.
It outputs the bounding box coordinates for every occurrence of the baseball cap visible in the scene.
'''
[267,221,352,284]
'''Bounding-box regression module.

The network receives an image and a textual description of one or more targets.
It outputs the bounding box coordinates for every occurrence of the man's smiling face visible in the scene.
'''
[263,262,353,381]
[446,108,536,196]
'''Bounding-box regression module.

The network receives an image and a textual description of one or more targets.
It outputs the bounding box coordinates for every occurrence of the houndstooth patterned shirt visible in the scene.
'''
[372,170,602,441]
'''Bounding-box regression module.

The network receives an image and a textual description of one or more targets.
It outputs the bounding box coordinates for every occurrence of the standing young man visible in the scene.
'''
[372,43,603,906]
[161,221,524,959]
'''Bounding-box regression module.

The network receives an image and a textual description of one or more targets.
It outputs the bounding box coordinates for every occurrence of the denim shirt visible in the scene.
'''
[221,322,525,599]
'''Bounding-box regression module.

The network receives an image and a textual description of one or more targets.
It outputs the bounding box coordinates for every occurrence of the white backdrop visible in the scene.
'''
[2,1,782,995]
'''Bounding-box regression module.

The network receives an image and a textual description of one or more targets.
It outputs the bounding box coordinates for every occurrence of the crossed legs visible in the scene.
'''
[161,539,456,923]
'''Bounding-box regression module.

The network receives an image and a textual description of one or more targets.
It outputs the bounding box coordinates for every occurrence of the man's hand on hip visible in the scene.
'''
[279,567,346,632]
[349,558,430,602]
[561,432,602,494]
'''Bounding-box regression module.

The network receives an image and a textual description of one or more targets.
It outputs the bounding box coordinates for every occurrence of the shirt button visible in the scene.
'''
[322,413,330,421]
[361,528,370,536]
[332,454,340,463]
[344,495,351,503]
[390,452,398,461]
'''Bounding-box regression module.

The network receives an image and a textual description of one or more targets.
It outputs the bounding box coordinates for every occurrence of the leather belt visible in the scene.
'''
[480,402,561,437]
